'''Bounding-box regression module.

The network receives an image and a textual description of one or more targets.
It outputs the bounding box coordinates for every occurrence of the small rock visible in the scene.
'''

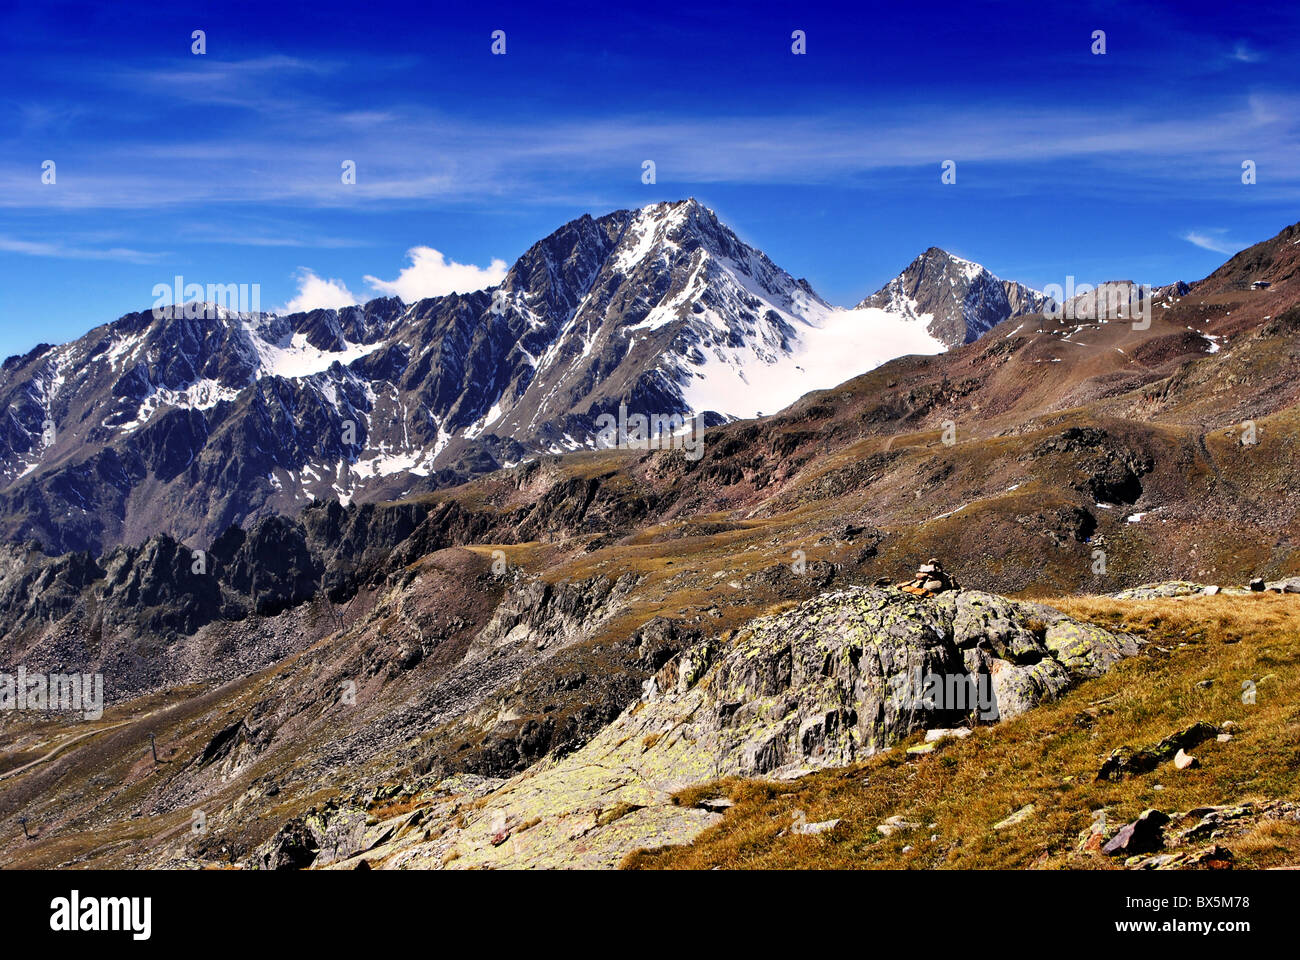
[1174,749,1199,770]
[792,817,841,836]
[1186,844,1234,869]
[1131,853,1179,869]
[924,727,972,743]
[699,797,734,811]
[876,815,920,837]
[1130,844,1234,870]
[1217,733,1233,743]
[993,804,1036,830]
[906,743,936,755]
[1179,803,1262,842]
[1096,721,1218,780]
[1081,830,1105,853]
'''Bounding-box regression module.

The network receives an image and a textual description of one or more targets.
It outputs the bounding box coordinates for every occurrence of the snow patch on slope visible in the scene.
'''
[612,203,688,274]
[118,379,244,433]
[680,303,945,419]
[248,330,384,379]
[660,241,947,421]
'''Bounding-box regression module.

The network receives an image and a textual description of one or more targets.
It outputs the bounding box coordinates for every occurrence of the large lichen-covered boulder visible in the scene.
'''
[675,587,1138,775]
[373,586,1140,870]
[953,590,1048,663]
[962,645,1074,720]
[705,588,969,773]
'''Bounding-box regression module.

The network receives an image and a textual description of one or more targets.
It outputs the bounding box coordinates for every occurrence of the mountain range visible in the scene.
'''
[0,199,1051,555]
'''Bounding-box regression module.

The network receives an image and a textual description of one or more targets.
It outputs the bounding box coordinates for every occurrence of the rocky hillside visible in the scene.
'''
[627,590,1300,870]
[0,581,1143,869]
[1193,220,1300,299]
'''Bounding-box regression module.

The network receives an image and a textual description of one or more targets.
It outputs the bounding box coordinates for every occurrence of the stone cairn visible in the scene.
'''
[898,558,959,597]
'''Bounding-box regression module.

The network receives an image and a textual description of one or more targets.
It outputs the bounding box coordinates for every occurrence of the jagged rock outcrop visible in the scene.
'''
[0,541,102,631]
[468,573,641,661]
[429,574,695,778]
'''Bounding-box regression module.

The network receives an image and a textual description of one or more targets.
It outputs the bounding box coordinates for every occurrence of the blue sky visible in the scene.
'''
[1,0,1298,358]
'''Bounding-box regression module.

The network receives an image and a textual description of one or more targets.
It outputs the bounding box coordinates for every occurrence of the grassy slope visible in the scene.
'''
[625,593,1300,869]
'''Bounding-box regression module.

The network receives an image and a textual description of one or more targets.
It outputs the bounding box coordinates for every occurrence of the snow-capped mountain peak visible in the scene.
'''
[858,246,1053,345]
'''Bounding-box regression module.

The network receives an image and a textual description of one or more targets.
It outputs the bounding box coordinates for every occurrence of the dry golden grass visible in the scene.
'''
[624,593,1300,870]
[367,797,423,821]
[596,802,642,827]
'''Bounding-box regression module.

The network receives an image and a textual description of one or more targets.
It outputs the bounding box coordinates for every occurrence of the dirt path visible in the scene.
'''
[1195,430,1237,498]
[0,719,135,782]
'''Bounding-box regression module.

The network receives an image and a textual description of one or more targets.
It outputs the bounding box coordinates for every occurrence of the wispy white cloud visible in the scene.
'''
[5,91,1299,213]
[177,223,365,248]
[0,234,163,262]
[1232,41,1264,63]
[108,55,340,110]
[364,247,507,300]
[281,269,358,312]
[1181,230,1245,255]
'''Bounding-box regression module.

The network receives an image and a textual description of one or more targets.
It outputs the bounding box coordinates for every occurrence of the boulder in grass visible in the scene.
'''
[1097,721,1218,780]
[1102,809,1169,856]
[993,804,1036,831]
[792,817,841,836]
